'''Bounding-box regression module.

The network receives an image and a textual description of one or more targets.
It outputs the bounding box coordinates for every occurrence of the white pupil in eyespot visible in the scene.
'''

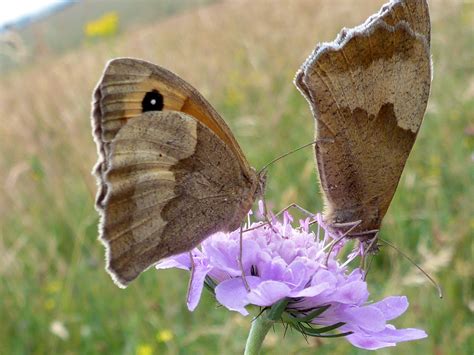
[150,99,157,105]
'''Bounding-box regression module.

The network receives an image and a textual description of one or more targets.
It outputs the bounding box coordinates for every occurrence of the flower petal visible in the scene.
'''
[215,276,261,315]
[155,206,427,350]
[156,253,194,270]
[343,305,386,332]
[372,296,409,321]
[345,332,395,350]
[247,280,291,306]
[373,324,427,343]
[346,325,427,350]
[258,257,287,281]
[331,281,369,305]
[285,259,319,290]
[187,263,212,311]
[290,282,329,298]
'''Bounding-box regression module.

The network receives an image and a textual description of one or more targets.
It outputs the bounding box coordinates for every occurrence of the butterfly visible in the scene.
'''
[91,58,264,287]
[294,0,431,247]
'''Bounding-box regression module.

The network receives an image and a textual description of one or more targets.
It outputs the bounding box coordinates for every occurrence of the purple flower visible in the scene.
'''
[156,209,427,350]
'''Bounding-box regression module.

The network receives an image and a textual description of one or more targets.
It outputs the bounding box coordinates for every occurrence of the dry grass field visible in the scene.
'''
[0,0,472,353]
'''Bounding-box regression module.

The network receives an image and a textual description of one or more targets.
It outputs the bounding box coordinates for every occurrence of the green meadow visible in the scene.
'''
[0,0,472,353]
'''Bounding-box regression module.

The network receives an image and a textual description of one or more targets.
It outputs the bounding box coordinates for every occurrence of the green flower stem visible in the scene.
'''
[244,312,274,355]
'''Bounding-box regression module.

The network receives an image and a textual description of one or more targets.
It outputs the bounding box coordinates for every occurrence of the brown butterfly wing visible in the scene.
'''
[91,58,259,287]
[92,57,252,209]
[295,0,431,235]
[371,0,430,41]
[96,111,258,287]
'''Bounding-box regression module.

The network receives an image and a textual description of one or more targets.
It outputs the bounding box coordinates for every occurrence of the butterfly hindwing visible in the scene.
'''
[91,59,259,287]
[295,0,431,235]
[95,111,258,287]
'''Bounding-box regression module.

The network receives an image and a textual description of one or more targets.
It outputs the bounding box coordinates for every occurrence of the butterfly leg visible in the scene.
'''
[324,220,362,266]
[359,233,379,270]
[274,203,315,219]
[274,203,318,233]
[239,223,251,292]
[241,199,278,234]
[362,252,376,282]
[259,197,280,235]
[242,202,314,235]
[358,233,379,280]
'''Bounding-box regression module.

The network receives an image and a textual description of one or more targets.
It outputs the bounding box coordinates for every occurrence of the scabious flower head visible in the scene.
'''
[157,206,427,350]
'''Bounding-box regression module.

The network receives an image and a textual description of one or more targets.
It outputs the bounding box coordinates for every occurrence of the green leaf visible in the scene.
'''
[299,322,346,335]
[289,321,350,338]
[286,304,331,322]
[267,298,290,321]
[204,276,217,294]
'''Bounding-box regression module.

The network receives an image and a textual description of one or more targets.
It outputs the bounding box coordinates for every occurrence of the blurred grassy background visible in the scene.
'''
[0,0,472,354]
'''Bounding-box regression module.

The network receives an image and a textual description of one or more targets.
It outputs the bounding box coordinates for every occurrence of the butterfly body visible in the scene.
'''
[92,58,260,287]
[295,0,431,242]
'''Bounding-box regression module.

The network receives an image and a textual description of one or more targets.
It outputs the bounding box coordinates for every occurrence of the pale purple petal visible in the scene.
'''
[346,325,428,350]
[372,296,409,321]
[247,280,291,306]
[311,269,338,288]
[331,281,369,305]
[187,263,211,311]
[299,217,310,232]
[204,238,261,277]
[284,260,311,289]
[240,239,262,271]
[258,200,265,214]
[290,282,329,298]
[345,332,395,350]
[342,305,386,332]
[203,240,240,276]
[372,325,427,342]
[155,205,427,350]
[257,257,287,281]
[346,268,364,282]
[215,276,261,315]
[278,239,297,263]
[156,253,193,270]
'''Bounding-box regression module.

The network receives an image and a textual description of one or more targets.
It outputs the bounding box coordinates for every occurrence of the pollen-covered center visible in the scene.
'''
[142,89,164,112]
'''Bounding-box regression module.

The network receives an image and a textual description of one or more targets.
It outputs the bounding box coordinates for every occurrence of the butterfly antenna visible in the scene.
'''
[378,237,443,299]
[257,140,322,175]
[363,252,376,281]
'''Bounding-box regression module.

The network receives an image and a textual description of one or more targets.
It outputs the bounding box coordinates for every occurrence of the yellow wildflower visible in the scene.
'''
[136,344,153,355]
[156,329,173,343]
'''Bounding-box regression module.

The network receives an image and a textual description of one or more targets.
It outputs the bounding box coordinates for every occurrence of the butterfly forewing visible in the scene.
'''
[92,58,251,172]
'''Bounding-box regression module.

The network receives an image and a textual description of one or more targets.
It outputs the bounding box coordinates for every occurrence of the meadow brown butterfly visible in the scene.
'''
[295,0,431,247]
[92,58,264,287]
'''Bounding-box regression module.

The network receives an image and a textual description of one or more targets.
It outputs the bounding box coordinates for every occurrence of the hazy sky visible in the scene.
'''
[0,0,68,27]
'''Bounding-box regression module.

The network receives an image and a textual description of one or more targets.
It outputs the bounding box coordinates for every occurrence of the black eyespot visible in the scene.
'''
[142,90,164,112]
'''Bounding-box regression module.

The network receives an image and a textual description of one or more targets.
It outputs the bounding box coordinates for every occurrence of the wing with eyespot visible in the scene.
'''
[92,57,252,208]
